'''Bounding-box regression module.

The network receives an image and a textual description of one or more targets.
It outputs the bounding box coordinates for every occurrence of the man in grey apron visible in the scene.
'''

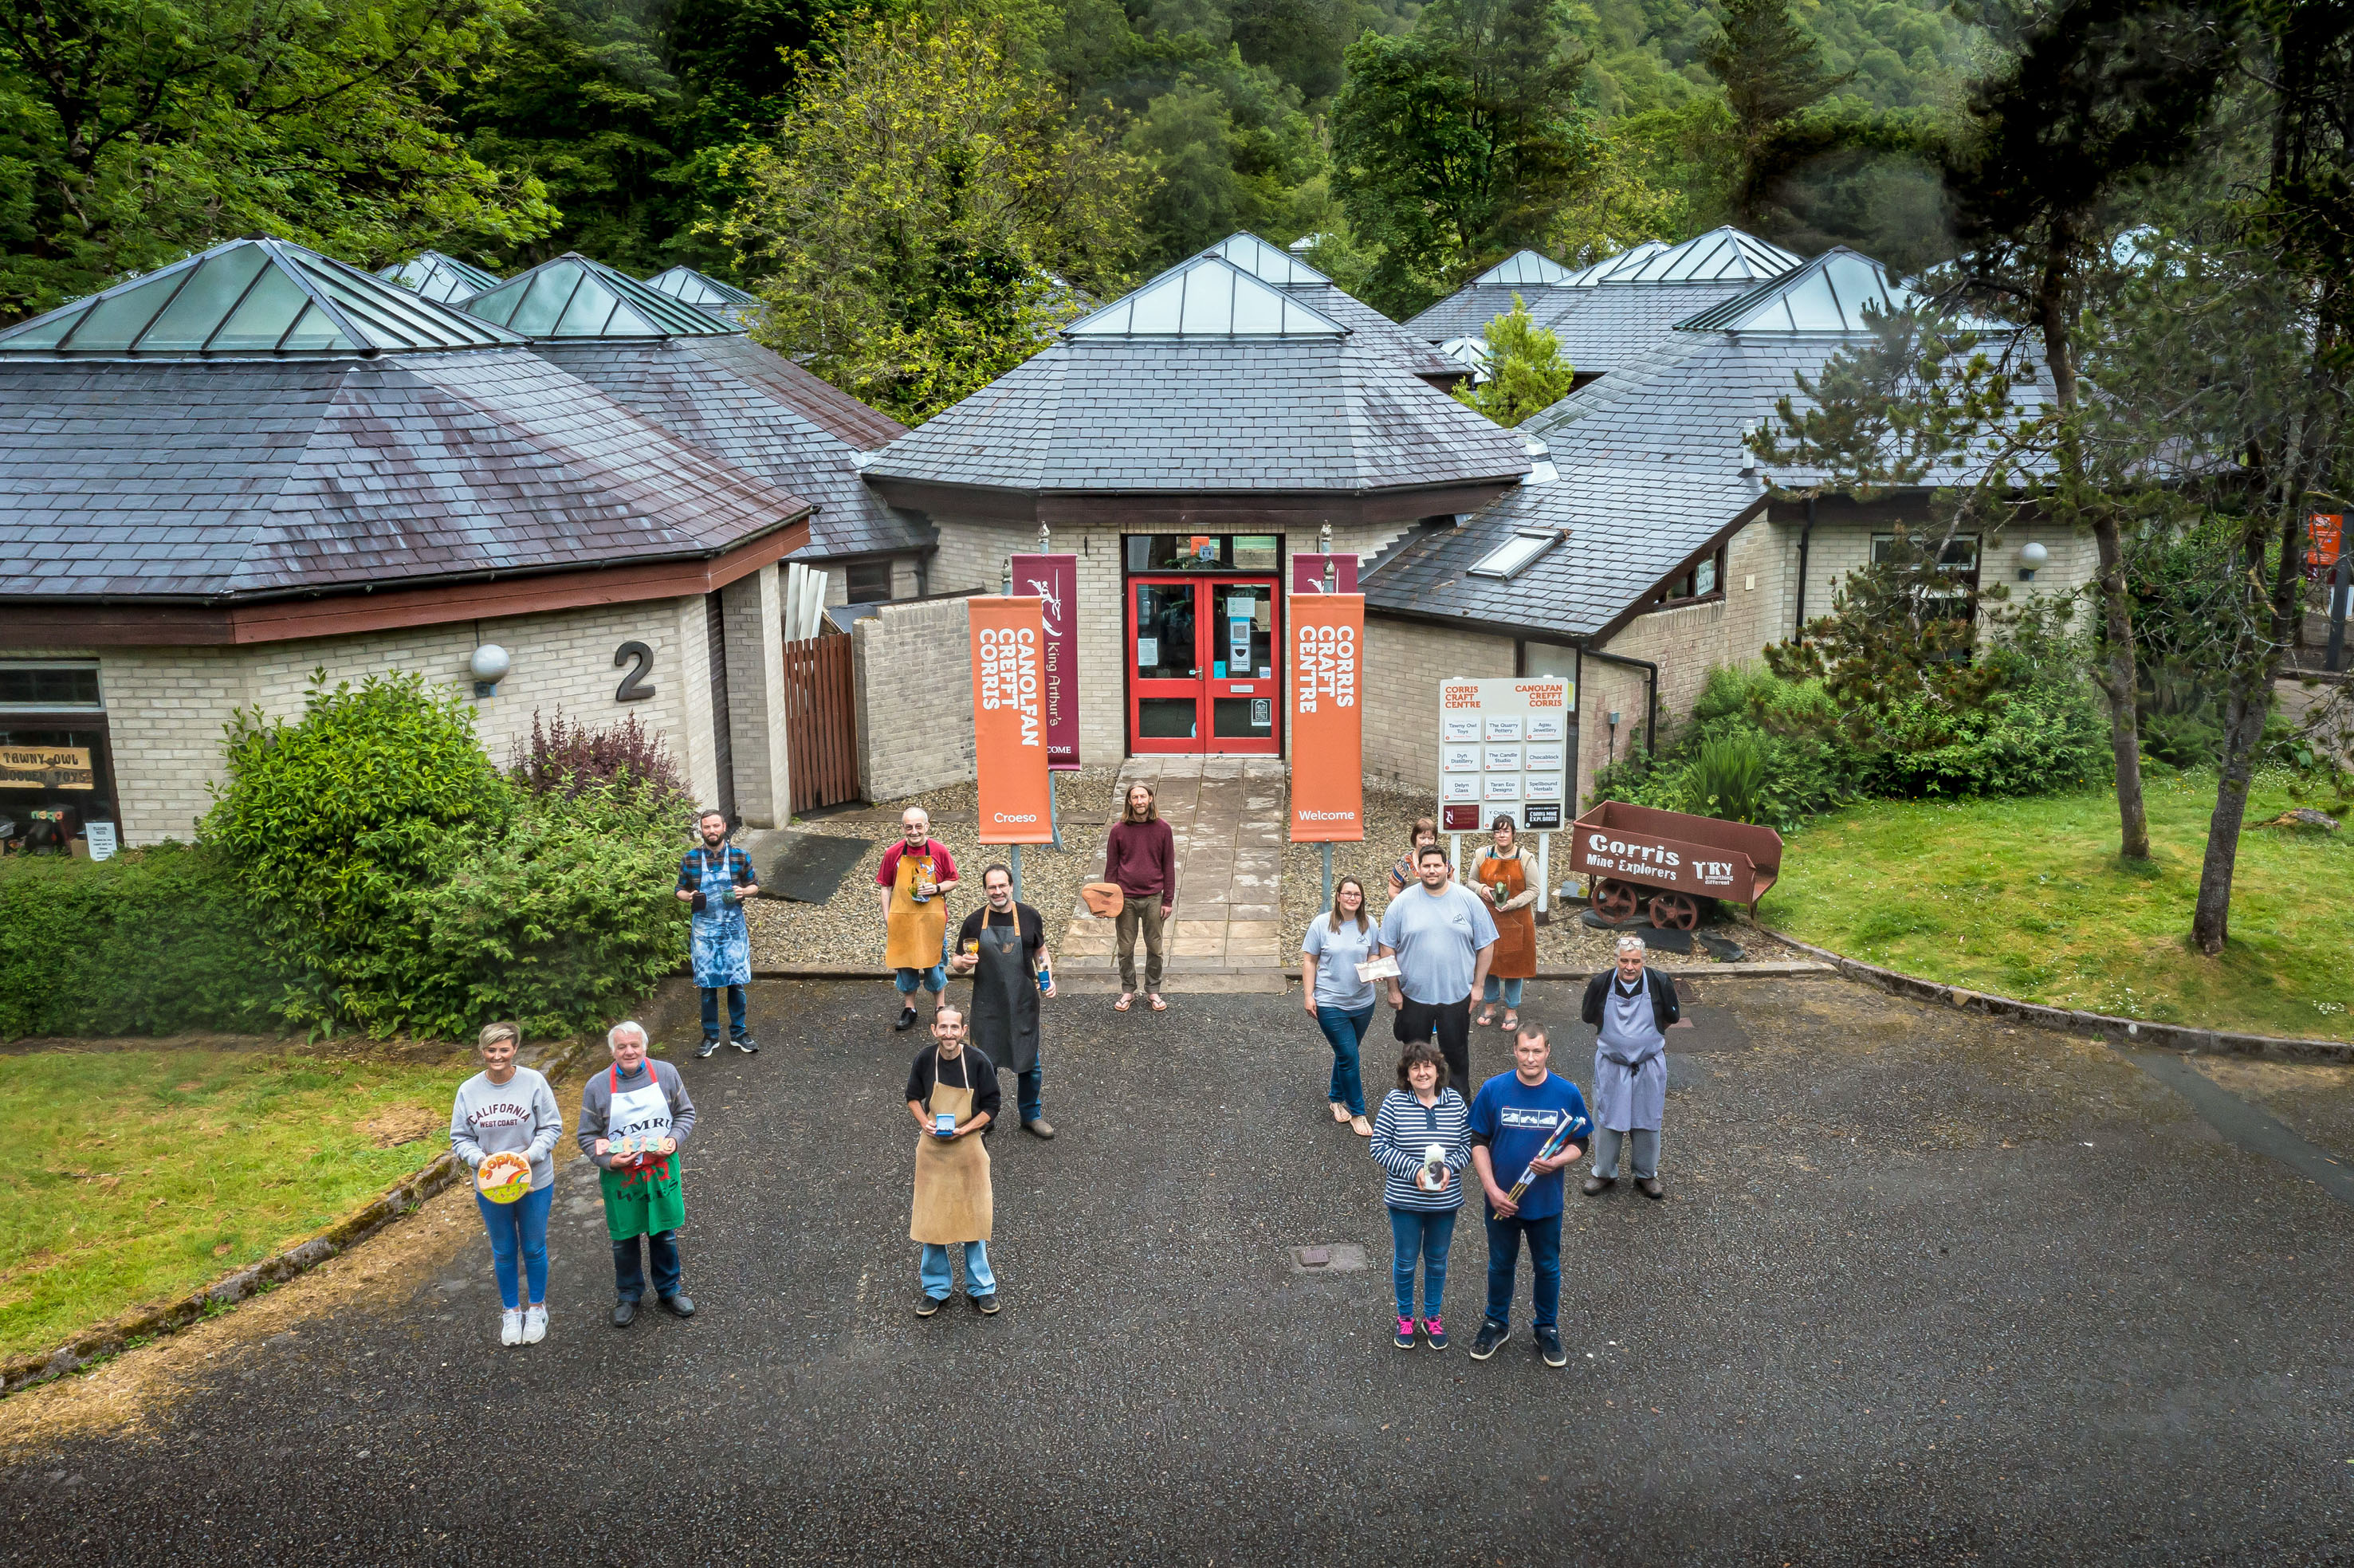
[947,864,1058,1138]
[1579,933,1679,1200]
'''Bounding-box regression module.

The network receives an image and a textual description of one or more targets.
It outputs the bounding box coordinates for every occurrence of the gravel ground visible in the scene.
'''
[6,977,2352,1563]
[745,768,1122,972]
[1280,784,1802,971]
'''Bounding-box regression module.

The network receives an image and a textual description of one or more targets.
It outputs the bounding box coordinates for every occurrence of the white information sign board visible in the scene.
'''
[1433,675,1574,836]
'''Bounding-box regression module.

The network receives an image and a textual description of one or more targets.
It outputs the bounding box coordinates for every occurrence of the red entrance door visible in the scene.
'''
[1127,576,1283,755]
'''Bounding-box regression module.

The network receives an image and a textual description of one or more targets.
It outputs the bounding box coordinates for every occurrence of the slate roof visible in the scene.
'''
[531,333,928,562]
[0,349,812,599]
[1405,242,1674,342]
[864,329,1528,496]
[377,251,503,305]
[1366,245,2053,639]
[462,254,735,340]
[1528,283,1768,377]
[0,238,523,358]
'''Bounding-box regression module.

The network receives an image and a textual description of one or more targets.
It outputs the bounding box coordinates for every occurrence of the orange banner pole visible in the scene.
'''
[969,596,1054,845]
[1289,594,1364,843]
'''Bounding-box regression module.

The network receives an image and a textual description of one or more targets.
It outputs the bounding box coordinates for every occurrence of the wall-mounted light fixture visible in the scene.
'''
[2018,540,2049,582]
[470,643,510,699]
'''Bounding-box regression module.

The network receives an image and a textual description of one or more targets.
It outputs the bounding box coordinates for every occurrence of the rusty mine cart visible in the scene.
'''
[1569,800,1784,931]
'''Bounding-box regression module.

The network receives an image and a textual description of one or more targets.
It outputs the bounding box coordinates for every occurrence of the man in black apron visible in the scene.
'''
[947,863,1058,1138]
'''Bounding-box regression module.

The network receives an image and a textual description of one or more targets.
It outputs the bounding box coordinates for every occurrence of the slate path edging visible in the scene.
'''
[0,1034,600,1398]
[1759,925,2354,1066]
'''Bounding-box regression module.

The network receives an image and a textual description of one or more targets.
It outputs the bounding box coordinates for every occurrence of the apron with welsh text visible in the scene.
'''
[598,1066,686,1240]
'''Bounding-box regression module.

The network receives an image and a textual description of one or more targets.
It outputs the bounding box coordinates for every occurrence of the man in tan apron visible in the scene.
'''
[877,807,961,1033]
[905,1003,998,1315]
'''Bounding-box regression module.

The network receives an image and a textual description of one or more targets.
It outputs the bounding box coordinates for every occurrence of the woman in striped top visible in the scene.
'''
[1370,1039,1471,1351]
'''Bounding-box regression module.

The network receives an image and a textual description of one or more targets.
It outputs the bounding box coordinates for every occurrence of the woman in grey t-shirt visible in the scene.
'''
[1302,876,1382,1134]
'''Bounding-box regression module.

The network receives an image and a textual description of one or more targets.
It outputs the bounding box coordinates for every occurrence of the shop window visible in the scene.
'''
[1123,533,1283,572]
[1651,548,1727,608]
[845,558,894,603]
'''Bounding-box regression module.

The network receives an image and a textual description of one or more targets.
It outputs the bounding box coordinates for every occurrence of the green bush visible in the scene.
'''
[0,843,291,1038]
[384,778,690,1040]
[1590,666,1857,831]
[1855,679,2111,798]
[204,671,509,1033]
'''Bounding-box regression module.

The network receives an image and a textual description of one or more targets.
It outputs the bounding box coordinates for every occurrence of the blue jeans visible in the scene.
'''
[476,1184,552,1310]
[700,984,746,1042]
[894,965,946,996]
[1481,976,1524,1008]
[613,1228,682,1301]
[1388,1206,1456,1320]
[1016,1059,1043,1123]
[1483,1209,1562,1330]
[921,1240,996,1299]
[1315,1004,1374,1117]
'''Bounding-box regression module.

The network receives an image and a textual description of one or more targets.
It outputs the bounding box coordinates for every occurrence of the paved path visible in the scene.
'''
[1059,756,1288,989]
[6,977,2354,1565]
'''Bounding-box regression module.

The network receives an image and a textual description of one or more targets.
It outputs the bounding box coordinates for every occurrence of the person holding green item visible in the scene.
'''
[579,1020,698,1327]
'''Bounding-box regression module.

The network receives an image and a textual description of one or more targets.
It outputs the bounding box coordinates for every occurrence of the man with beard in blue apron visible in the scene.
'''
[1580,933,1678,1201]
[676,808,758,1060]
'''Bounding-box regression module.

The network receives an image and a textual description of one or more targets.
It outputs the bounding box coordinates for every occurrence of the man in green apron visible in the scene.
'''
[947,864,1058,1138]
[906,1004,999,1315]
[579,1021,699,1326]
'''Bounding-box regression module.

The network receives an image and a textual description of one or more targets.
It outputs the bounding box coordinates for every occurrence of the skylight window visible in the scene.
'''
[1468,529,1565,579]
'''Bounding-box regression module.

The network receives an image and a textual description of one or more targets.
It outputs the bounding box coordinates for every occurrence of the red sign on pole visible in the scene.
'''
[1009,553,1079,770]
[969,597,1054,843]
[1290,553,1359,595]
[1289,595,1364,842]
[2307,514,2345,583]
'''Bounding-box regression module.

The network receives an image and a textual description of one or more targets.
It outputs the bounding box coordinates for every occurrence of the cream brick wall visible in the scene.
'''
[721,564,792,827]
[88,596,751,847]
[854,597,977,802]
[1358,618,1518,792]
[1794,520,2101,635]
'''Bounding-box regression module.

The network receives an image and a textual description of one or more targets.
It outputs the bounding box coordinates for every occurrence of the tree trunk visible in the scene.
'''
[2036,218,2150,860]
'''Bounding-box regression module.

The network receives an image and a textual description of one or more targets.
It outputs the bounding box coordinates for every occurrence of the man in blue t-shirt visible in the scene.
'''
[1467,1024,1591,1367]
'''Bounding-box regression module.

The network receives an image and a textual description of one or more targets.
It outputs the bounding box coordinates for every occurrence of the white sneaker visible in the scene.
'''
[500,1307,523,1346]
[523,1304,548,1344]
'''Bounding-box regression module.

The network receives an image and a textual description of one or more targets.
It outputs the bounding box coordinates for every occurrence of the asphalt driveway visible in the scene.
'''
[3,977,2351,1566]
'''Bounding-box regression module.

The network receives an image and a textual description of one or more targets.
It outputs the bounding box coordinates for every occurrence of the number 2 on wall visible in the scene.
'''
[614,641,656,701]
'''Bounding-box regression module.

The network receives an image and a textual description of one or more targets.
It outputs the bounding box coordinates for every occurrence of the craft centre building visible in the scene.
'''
[0,230,2090,849]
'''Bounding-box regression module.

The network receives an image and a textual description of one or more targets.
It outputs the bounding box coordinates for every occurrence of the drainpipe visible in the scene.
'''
[1794,496,1817,640]
[1582,645,1659,760]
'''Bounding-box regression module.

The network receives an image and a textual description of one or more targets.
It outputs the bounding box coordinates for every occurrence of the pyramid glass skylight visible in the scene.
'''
[644,266,760,308]
[0,238,525,356]
[377,250,502,305]
[462,254,737,339]
[1063,257,1348,338]
[1471,250,1571,287]
[1675,248,1924,334]
[1600,227,1803,285]
[1558,241,1670,288]
[1205,233,1331,287]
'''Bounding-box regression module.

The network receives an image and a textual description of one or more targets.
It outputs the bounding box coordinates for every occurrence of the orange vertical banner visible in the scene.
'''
[1289,594,1364,842]
[969,596,1054,844]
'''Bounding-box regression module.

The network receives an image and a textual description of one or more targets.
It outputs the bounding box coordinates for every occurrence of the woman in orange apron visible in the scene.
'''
[906,1004,999,1315]
[1474,814,1539,1032]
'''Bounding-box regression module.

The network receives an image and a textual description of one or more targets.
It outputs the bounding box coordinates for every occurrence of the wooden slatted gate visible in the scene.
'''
[784,633,859,813]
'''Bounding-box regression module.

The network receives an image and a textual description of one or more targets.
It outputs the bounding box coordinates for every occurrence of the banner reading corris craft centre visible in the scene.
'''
[969,596,1054,844]
[1288,594,1363,842]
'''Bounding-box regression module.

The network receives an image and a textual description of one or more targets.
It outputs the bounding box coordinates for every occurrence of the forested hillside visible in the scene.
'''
[2,0,1974,328]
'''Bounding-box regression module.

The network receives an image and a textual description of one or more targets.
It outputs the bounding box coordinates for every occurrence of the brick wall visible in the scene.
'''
[89,597,745,847]
[721,563,792,827]
[1358,617,1517,791]
[854,596,977,802]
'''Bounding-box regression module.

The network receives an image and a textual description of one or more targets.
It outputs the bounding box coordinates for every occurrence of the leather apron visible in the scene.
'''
[1478,850,1538,980]
[969,914,1040,1075]
[910,1061,992,1245]
[886,846,949,972]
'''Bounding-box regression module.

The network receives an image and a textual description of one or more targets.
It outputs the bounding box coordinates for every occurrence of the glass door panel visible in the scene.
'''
[1130,580,1205,753]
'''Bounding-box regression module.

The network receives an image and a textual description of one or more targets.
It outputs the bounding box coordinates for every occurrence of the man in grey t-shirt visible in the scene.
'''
[1378,843,1498,1095]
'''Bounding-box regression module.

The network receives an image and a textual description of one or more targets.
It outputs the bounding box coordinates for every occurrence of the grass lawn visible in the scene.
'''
[0,1050,466,1364]
[1766,770,2354,1042]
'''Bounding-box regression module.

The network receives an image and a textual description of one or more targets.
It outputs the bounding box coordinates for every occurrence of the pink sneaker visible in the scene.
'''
[1422,1315,1448,1350]
[1393,1315,1417,1350]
